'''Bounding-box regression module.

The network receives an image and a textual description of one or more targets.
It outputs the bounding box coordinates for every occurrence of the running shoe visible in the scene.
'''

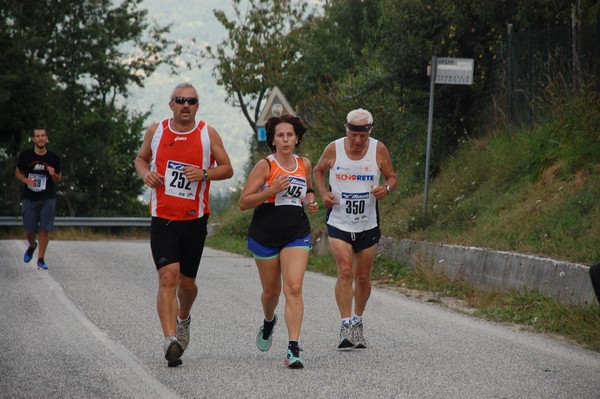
[353,321,367,348]
[256,314,277,352]
[284,346,305,369]
[36,259,48,270]
[338,323,354,349]
[24,242,37,263]
[176,316,191,350]
[164,336,184,366]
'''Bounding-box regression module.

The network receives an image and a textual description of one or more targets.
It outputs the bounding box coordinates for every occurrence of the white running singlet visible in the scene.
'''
[327,137,380,233]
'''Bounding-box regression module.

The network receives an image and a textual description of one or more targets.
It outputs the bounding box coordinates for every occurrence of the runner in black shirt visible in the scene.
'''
[15,128,62,270]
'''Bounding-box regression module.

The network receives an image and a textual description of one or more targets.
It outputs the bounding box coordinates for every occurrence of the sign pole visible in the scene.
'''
[423,56,437,217]
[423,57,473,217]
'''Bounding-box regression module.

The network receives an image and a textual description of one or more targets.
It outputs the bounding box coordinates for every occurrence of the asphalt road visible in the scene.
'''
[1,240,598,399]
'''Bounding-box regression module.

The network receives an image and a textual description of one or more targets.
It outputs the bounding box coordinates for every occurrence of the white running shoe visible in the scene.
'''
[353,322,367,348]
[338,323,354,349]
[176,316,191,350]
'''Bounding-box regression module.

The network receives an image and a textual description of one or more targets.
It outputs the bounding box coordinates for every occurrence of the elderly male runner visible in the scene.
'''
[313,108,397,349]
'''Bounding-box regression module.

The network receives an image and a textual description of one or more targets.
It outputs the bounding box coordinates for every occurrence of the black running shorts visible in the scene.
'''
[150,216,208,278]
[326,224,381,253]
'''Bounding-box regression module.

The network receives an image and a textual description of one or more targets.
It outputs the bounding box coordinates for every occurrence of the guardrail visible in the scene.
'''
[0,216,151,227]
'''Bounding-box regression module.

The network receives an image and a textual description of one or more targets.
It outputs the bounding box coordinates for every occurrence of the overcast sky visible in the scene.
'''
[127,0,251,194]
[127,1,324,195]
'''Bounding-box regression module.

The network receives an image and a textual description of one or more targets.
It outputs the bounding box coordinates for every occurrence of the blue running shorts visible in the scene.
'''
[248,234,311,260]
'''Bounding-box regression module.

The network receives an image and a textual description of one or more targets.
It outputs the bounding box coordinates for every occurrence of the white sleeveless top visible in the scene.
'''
[327,137,380,232]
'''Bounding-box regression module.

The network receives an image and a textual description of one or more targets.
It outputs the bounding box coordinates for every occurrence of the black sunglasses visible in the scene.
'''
[172,96,198,105]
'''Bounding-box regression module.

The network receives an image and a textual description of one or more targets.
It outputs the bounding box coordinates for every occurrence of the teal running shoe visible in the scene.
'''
[256,314,277,352]
[284,346,305,369]
[24,242,37,263]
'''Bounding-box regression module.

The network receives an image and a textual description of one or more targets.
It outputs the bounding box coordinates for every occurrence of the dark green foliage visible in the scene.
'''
[0,0,179,216]
[281,0,598,179]
[202,0,311,150]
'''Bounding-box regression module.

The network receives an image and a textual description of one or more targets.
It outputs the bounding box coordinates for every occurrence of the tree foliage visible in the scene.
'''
[0,0,179,216]
[202,0,313,141]
[240,0,596,185]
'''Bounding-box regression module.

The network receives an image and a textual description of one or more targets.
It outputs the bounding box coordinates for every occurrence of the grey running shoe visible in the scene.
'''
[176,316,191,350]
[256,314,277,352]
[164,336,184,365]
[338,323,354,349]
[353,322,367,348]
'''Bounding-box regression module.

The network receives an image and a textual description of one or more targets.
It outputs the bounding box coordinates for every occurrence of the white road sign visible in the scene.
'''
[435,58,474,85]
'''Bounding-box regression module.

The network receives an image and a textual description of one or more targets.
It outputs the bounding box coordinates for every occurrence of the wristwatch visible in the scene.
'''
[202,169,209,181]
[385,185,391,194]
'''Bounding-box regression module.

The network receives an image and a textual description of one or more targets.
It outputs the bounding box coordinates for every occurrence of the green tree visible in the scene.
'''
[199,0,313,166]
[0,1,57,175]
[0,0,179,216]
[286,0,420,165]
[284,0,596,182]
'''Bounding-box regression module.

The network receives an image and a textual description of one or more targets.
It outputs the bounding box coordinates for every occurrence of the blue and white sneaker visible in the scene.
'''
[36,259,48,270]
[24,242,37,263]
[284,346,305,369]
[256,314,277,352]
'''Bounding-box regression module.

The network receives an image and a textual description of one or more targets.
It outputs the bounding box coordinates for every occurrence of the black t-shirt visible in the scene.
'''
[16,148,61,201]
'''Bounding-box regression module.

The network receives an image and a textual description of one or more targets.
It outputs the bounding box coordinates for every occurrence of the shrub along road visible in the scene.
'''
[1,240,598,398]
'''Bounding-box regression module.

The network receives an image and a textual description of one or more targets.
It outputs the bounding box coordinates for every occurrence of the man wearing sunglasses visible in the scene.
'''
[313,108,397,350]
[135,82,234,367]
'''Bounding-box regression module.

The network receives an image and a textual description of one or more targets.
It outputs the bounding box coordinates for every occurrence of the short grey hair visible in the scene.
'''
[346,108,373,124]
[170,82,197,100]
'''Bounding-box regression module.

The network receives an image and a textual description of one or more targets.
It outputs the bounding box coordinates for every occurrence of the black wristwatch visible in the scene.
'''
[202,169,209,181]
[385,185,391,194]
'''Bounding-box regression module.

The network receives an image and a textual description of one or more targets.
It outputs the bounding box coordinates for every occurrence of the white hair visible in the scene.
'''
[346,108,373,124]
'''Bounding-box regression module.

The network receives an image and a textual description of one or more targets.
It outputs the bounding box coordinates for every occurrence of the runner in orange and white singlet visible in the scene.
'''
[149,118,213,220]
[239,114,319,369]
[135,82,233,367]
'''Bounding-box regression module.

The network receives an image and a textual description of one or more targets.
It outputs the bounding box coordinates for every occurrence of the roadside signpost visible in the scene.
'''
[256,86,295,143]
[434,57,475,85]
[423,57,474,216]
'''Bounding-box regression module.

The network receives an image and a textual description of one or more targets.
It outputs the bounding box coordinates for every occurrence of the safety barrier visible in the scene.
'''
[0,216,151,227]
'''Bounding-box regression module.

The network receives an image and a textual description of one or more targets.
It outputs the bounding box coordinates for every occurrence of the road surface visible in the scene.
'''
[0,240,598,398]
